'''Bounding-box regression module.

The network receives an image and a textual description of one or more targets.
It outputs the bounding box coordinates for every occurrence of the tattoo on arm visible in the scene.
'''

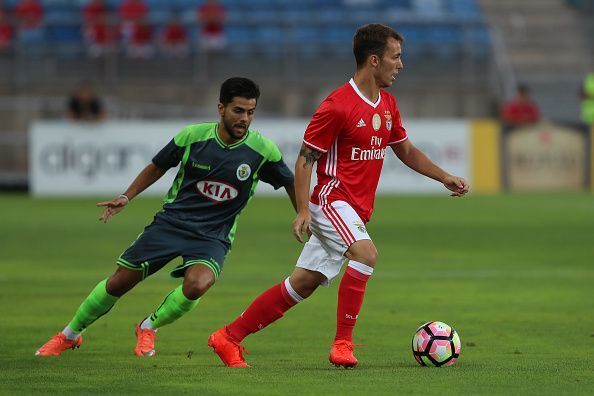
[299,146,322,168]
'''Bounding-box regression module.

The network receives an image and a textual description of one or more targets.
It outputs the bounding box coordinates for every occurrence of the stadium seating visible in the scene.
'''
[0,0,490,59]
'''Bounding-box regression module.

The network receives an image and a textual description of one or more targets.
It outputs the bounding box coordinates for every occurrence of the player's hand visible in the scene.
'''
[97,196,129,223]
[292,210,312,243]
[443,175,469,197]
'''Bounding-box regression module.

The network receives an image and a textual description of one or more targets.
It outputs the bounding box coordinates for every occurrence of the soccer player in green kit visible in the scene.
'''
[36,77,296,357]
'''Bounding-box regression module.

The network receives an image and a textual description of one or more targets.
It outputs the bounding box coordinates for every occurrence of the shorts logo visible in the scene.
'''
[372,113,381,131]
[196,180,238,202]
[353,221,367,233]
[236,164,251,181]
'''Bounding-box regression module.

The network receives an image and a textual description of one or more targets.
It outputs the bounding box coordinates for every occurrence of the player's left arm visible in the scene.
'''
[391,139,469,197]
[258,154,297,211]
[284,183,298,213]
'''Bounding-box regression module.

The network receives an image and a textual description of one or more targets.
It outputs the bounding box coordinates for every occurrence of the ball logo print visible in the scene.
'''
[236,164,251,181]
[412,321,461,367]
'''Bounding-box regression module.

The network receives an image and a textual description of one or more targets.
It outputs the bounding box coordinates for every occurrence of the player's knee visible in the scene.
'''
[351,246,378,267]
[289,270,325,298]
[183,273,215,300]
[293,281,319,299]
[362,250,378,267]
[106,268,142,297]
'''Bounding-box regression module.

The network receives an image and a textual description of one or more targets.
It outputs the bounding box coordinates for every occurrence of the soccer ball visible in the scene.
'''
[412,321,461,367]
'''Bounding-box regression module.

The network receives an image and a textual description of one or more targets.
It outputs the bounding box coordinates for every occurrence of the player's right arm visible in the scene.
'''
[97,163,167,223]
[291,144,322,243]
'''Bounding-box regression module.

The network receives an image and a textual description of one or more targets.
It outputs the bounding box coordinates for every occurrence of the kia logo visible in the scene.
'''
[196,180,238,202]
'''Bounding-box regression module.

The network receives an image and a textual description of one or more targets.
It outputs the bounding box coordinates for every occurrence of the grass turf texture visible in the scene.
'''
[0,193,593,395]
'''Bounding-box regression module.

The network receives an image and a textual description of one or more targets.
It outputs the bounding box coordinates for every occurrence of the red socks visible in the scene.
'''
[335,263,373,341]
[225,261,373,344]
[227,279,300,342]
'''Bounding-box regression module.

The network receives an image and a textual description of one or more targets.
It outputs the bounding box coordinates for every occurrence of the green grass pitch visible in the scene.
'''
[1,193,593,395]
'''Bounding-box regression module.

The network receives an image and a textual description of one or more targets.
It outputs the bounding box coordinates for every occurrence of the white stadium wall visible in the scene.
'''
[29,119,471,197]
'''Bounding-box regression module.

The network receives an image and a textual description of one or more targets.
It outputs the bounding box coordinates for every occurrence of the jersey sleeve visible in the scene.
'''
[152,138,184,169]
[259,157,294,189]
[388,98,408,145]
[303,98,346,153]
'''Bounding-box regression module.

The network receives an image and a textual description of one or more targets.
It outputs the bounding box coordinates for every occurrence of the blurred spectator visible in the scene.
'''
[67,83,106,122]
[14,0,42,29]
[118,0,148,44]
[197,0,226,52]
[84,13,118,58]
[14,0,44,47]
[125,17,154,59]
[580,72,594,125]
[82,0,117,58]
[500,84,540,127]
[159,16,188,58]
[0,8,13,52]
[83,0,108,25]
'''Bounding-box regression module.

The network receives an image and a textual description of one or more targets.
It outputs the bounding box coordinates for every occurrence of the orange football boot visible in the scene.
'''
[135,325,156,357]
[35,332,82,356]
[329,339,359,368]
[207,327,250,367]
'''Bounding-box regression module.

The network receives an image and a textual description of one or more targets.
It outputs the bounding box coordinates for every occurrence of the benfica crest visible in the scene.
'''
[384,112,393,131]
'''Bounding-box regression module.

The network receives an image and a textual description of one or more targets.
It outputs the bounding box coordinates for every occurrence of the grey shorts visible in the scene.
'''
[117,214,228,280]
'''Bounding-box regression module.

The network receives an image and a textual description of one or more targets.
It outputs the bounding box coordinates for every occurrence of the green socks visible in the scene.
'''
[66,279,119,333]
[148,285,199,329]
[64,281,197,335]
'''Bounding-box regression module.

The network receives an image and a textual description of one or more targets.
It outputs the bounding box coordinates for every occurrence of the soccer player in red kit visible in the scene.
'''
[208,23,469,368]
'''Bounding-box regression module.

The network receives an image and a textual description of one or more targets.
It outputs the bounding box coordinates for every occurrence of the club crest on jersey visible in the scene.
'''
[384,112,393,131]
[196,180,238,202]
[372,113,381,131]
[353,221,367,234]
[236,164,251,181]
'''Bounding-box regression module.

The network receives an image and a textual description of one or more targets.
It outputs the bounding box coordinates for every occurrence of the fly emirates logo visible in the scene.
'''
[351,136,386,161]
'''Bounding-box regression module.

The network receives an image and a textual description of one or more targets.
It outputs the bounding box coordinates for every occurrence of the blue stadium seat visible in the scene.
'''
[171,0,202,9]
[348,9,380,24]
[45,8,80,24]
[315,8,342,24]
[246,9,279,24]
[282,8,311,24]
[292,26,322,58]
[150,10,173,25]
[254,26,285,57]
[466,25,491,57]
[225,26,254,56]
[429,25,463,57]
[320,26,353,57]
[46,24,82,42]
[378,0,411,8]
[446,0,481,19]
[411,0,446,17]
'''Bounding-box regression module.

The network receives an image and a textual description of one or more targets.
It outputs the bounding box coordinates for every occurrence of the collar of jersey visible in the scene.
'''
[349,78,381,108]
[213,123,249,149]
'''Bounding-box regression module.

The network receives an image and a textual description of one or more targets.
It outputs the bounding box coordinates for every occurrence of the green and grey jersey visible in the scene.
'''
[152,122,294,245]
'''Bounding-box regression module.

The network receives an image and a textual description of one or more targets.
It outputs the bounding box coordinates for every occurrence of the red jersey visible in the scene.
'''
[119,0,147,23]
[303,79,408,223]
[15,1,44,29]
[198,3,226,35]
